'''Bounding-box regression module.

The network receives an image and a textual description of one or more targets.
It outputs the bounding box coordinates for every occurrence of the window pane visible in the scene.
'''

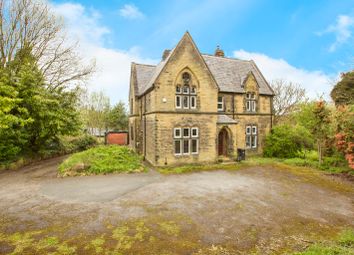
[246,101,250,111]
[252,136,257,148]
[218,97,223,111]
[252,101,256,112]
[176,96,181,108]
[183,85,189,94]
[252,126,257,135]
[176,86,181,94]
[190,96,196,108]
[183,96,189,108]
[175,140,181,154]
[246,93,251,99]
[183,128,190,138]
[246,126,251,135]
[174,128,181,138]
[246,135,251,148]
[183,140,189,154]
[191,86,196,94]
[191,139,198,153]
[191,127,198,137]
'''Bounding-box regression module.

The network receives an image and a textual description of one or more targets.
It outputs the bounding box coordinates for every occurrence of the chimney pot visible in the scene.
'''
[214,45,225,57]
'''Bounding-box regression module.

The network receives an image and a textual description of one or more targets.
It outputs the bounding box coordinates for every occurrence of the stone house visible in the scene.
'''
[129,32,274,166]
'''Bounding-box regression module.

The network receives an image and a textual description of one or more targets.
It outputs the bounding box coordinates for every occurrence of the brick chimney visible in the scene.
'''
[214,45,225,57]
[162,49,171,61]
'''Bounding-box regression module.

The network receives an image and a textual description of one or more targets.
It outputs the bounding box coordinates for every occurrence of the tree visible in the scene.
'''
[0,0,95,90]
[0,46,81,160]
[333,105,354,169]
[80,91,110,135]
[330,71,354,106]
[312,100,331,165]
[271,79,307,124]
[108,101,128,131]
[0,65,31,160]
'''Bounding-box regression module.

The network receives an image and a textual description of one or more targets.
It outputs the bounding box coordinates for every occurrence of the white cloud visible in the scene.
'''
[233,50,336,99]
[317,14,354,52]
[118,4,144,20]
[51,3,155,105]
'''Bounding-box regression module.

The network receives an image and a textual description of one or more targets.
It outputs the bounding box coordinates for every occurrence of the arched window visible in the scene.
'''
[175,72,197,109]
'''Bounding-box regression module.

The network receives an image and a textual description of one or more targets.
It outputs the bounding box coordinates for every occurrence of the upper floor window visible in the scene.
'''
[246,93,256,112]
[176,72,197,110]
[217,96,224,111]
[245,125,257,148]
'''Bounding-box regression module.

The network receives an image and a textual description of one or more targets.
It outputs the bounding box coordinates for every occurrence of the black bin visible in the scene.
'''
[237,148,246,161]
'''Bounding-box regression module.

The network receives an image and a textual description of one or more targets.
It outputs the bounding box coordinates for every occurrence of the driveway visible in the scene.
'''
[0,156,353,254]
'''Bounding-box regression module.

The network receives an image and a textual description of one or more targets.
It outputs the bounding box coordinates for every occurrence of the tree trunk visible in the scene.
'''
[318,140,323,165]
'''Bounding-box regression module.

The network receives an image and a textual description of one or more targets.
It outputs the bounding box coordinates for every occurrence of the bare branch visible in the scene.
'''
[271,79,307,124]
[0,0,95,88]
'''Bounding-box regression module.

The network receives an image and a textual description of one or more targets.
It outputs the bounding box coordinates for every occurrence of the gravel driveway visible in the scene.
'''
[0,156,353,254]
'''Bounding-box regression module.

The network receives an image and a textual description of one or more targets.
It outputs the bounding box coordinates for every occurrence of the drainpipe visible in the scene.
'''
[232,94,235,119]
[270,96,273,129]
[144,95,147,159]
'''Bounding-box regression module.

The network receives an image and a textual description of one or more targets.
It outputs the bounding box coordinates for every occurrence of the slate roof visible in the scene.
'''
[217,115,239,124]
[134,64,155,95]
[202,55,273,95]
[133,51,274,96]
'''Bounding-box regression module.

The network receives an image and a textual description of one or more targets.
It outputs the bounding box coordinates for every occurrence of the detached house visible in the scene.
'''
[129,32,274,166]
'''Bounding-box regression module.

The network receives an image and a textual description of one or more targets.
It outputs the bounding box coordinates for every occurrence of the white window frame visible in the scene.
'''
[174,140,182,155]
[176,85,182,94]
[183,128,190,138]
[190,96,197,109]
[246,125,257,149]
[246,126,252,135]
[191,139,199,154]
[246,93,256,112]
[183,96,189,109]
[183,139,190,155]
[252,126,257,135]
[217,96,224,111]
[191,127,199,137]
[176,95,182,109]
[251,135,257,148]
[174,128,182,138]
[182,85,189,94]
[190,86,197,95]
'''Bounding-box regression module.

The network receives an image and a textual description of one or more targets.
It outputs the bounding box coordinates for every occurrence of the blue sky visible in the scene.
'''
[51,0,354,104]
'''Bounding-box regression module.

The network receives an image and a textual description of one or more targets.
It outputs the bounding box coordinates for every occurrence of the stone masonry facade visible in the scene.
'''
[129,32,274,166]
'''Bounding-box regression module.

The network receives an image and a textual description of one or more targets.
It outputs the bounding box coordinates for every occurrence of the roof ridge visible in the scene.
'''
[135,63,156,67]
[201,53,251,62]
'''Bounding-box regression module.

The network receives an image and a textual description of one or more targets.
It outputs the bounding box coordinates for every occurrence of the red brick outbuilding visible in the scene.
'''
[105,131,128,145]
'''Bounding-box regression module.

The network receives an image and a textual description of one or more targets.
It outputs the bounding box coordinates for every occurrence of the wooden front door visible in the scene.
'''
[218,129,228,156]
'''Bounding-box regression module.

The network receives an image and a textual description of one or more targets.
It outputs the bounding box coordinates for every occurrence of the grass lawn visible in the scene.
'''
[158,153,353,176]
[292,229,354,255]
[58,145,145,176]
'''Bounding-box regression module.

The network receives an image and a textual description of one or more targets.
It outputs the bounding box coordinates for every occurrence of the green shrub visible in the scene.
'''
[71,134,98,151]
[264,125,314,158]
[58,145,145,176]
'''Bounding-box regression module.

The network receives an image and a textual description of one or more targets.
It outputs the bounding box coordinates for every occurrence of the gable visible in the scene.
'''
[132,32,274,97]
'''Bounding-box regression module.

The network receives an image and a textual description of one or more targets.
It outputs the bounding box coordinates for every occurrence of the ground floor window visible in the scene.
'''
[174,127,199,155]
[246,125,257,148]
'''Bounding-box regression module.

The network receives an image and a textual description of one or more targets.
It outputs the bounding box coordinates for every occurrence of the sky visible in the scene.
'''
[50,0,354,105]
